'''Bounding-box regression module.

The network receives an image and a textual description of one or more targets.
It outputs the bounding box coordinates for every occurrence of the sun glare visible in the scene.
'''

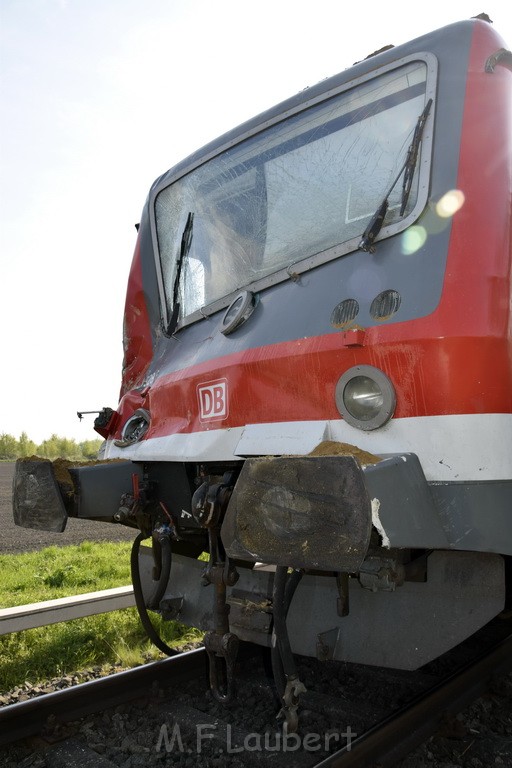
[436,189,465,218]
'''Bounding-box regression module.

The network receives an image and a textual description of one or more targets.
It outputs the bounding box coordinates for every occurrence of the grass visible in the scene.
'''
[0,542,202,692]
[0,541,133,605]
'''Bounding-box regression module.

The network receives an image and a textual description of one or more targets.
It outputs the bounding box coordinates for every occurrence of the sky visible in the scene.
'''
[1,1,511,444]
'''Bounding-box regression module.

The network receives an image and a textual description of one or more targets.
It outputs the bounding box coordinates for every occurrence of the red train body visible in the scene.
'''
[14,18,512,716]
[113,21,511,481]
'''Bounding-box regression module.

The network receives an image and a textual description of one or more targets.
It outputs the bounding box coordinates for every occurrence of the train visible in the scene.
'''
[13,16,511,731]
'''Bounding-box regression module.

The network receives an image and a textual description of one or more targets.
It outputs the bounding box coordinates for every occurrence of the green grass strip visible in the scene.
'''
[0,542,201,691]
[0,541,133,606]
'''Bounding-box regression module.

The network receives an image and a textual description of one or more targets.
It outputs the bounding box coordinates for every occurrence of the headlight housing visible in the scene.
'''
[335,365,396,430]
[114,408,150,447]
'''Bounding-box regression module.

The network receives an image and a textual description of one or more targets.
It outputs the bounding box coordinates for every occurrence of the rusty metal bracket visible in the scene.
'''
[277,676,307,734]
[204,630,239,705]
[202,527,240,704]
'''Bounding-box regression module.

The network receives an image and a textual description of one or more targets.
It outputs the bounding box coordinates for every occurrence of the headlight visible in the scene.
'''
[114,408,150,448]
[335,365,395,430]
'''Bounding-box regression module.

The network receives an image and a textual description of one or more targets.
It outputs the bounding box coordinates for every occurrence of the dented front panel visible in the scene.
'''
[222,455,372,571]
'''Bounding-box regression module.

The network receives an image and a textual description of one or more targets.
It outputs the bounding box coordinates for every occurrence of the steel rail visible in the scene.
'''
[313,632,512,767]
[1,633,510,765]
[0,647,208,746]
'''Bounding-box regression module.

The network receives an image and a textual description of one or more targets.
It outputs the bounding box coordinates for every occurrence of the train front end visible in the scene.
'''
[14,18,512,719]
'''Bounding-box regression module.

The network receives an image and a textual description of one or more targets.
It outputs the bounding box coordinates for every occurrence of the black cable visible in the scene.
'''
[130,532,179,656]
[271,567,303,697]
[147,530,173,610]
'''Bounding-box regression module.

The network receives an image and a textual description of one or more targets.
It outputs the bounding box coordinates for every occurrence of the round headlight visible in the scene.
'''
[335,366,395,431]
[114,408,150,448]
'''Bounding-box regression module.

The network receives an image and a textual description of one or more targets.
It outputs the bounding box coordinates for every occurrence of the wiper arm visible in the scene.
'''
[358,97,433,253]
[357,198,390,254]
[168,211,194,334]
[400,97,433,215]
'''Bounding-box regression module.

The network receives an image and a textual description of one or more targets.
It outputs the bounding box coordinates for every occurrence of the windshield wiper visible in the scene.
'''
[400,97,433,215]
[168,211,194,335]
[358,97,433,253]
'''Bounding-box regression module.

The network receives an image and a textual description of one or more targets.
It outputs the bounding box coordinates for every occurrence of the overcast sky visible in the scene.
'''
[1,1,511,444]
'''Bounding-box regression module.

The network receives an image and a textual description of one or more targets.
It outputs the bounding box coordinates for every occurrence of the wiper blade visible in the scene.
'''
[400,97,433,216]
[168,211,194,334]
[358,97,433,253]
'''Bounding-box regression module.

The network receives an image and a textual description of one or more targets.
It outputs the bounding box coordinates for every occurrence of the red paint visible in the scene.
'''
[120,235,154,397]
[340,329,366,347]
[114,22,512,442]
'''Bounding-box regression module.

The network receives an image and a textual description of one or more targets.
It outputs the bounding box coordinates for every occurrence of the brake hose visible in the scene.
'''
[271,566,303,697]
[130,531,179,656]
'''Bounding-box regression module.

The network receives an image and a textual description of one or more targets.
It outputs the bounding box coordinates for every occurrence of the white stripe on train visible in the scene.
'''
[103,412,512,482]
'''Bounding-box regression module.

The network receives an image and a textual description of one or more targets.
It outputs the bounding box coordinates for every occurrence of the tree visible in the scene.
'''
[0,433,17,460]
[0,432,103,461]
[79,440,102,460]
[18,431,36,458]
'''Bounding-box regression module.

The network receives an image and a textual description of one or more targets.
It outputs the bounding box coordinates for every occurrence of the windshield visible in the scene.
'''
[155,61,428,324]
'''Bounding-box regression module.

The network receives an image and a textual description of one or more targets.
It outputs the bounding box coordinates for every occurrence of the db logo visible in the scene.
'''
[197,379,228,421]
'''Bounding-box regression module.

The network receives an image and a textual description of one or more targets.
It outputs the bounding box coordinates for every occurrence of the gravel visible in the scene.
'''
[1,460,511,766]
[0,654,511,768]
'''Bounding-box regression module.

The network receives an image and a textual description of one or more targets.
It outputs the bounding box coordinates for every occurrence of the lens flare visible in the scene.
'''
[402,225,427,255]
[436,189,465,218]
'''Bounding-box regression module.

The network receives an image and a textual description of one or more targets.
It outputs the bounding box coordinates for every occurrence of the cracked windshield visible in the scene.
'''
[155,60,427,321]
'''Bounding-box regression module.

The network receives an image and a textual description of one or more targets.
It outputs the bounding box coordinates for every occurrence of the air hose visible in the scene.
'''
[271,566,304,698]
[130,530,178,656]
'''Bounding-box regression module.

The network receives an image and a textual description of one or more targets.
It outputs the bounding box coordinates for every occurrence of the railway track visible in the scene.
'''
[1,620,511,767]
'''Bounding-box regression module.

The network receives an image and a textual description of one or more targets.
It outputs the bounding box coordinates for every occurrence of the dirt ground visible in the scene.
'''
[0,462,135,554]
